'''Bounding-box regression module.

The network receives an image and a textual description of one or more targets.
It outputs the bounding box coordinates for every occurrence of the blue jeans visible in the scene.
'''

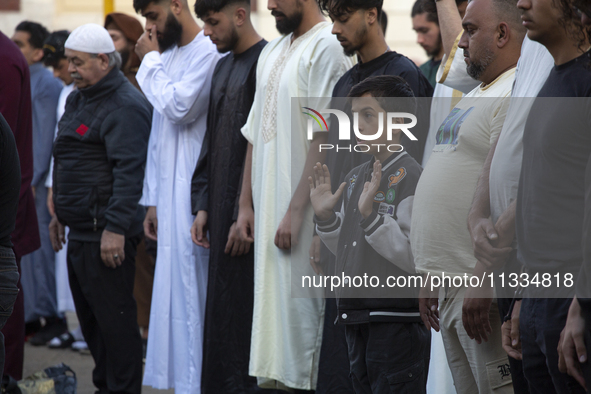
[0,246,19,380]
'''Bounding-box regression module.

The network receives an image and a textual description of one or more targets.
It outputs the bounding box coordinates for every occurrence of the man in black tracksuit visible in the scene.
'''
[310,76,430,393]
[48,24,152,394]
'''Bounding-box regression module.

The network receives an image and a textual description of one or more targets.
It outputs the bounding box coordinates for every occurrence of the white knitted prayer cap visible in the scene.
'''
[64,23,116,54]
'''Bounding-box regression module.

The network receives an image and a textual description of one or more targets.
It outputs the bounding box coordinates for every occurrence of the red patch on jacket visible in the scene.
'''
[76,124,89,136]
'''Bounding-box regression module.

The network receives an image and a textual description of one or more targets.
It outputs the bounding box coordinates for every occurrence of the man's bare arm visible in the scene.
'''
[436,0,464,59]
[468,135,513,270]
[468,135,498,233]
[493,200,516,249]
[291,133,328,213]
[237,143,255,243]
[275,133,328,249]
[239,143,254,210]
[463,261,494,344]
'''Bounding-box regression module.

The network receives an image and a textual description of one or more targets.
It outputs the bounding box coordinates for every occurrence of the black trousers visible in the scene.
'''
[582,330,591,391]
[520,298,586,394]
[495,251,530,393]
[497,297,530,393]
[67,235,143,394]
[345,321,431,394]
[0,246,19,381]
[316,298,355,394]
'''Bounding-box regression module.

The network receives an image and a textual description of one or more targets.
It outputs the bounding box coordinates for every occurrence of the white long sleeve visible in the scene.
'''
[137,32,221,206]
[140,122,159,206]
[137,45,219,126]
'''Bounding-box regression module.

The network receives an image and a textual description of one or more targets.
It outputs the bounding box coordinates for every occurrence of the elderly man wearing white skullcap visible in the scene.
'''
[48,23,153,394]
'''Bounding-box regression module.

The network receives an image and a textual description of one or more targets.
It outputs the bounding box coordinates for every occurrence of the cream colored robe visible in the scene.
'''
[241,22,353,391]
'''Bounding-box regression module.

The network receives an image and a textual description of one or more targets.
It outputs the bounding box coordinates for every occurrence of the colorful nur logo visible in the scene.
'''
[302,107,418,142]
[302,107,328,132]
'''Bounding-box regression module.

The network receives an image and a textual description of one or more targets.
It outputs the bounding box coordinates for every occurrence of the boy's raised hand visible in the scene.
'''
[359,160,382,219]
[308,163,346,221]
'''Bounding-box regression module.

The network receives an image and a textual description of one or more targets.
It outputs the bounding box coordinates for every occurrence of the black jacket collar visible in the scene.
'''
[79,67,126,102]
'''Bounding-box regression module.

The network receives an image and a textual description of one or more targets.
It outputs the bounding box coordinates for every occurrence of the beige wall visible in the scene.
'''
[0,0,428,65]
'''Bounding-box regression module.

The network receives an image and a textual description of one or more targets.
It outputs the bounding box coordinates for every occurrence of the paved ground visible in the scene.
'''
[22,313,174,394]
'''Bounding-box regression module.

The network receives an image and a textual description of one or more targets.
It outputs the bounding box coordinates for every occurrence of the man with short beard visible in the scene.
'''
[319,0,433,187]
[190,0,267,393]
[239,0,352,391]
[132,0,220,392]
[411,0,525,393]
[105,13,144,90]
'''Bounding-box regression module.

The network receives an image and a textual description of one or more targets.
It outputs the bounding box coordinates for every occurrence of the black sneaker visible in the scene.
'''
[29,318,68,347]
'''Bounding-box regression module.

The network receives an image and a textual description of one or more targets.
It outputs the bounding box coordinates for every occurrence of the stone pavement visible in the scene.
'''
[22,312,174,394]
[23,342,174,394]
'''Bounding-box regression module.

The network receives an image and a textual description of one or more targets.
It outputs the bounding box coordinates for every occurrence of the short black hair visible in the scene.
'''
[317,0,383,19]
[134,0,163,13]
[194,0,250,18]
[43,30,69,68]
[348,75,417,114]
[15,21,50,50]
[134,0,191,12]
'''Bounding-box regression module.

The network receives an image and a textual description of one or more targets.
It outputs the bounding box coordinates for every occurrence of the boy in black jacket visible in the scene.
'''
[309,75,430,393]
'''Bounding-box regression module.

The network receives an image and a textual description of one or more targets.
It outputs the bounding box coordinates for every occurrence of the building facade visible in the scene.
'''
[0,0,427,65]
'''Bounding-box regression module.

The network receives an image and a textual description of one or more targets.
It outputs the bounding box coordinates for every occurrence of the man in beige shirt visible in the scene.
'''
[411,0,526,392]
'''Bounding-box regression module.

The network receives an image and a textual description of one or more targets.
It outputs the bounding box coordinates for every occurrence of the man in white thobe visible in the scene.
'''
[134,0,220,392]
[238,0,353,391]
